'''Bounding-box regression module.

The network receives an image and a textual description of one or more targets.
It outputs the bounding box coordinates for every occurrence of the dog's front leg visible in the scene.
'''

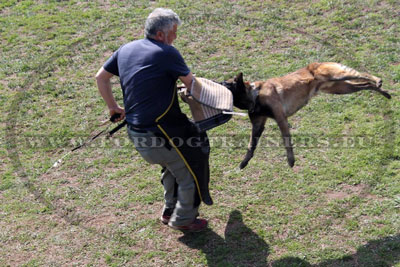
[239,115,267,169]
[271,106,295,167]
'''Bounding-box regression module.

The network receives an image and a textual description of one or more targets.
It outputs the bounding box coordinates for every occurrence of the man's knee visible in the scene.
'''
[132,137,147,147]
[170,165,194,187]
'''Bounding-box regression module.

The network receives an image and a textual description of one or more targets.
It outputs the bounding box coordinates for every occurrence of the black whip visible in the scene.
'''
[46,114,127,171]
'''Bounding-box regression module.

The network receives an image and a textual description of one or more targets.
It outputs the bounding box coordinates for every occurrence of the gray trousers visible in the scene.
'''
[127,127,199,226]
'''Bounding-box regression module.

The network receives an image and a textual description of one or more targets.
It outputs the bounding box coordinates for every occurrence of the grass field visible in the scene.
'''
[1,0,399,266]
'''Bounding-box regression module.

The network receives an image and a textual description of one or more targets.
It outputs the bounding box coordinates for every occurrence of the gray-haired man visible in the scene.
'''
[96,8,212,231]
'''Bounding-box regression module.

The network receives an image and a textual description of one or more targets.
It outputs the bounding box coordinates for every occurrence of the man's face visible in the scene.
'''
[165,24,177,45]
[155,24,178,45]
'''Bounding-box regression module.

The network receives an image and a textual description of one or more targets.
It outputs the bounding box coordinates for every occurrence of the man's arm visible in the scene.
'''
[179,72,194,90]
[95,67,125,122]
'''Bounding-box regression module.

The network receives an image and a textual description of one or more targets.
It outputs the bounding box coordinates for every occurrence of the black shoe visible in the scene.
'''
[168,218,208,232]
[160,208,174,225]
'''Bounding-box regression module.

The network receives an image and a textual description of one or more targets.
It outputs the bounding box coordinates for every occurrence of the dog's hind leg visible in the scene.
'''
[345,80,391,99]
[319,80,391,99]
[310,63,391,99]
[239,115,267,169]
[310,62,382,87]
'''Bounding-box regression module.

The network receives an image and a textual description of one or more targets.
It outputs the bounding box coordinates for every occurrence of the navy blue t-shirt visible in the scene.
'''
[103,38,191,128]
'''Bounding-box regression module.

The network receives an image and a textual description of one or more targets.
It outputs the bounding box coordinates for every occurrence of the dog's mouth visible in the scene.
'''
[220,78,259,113]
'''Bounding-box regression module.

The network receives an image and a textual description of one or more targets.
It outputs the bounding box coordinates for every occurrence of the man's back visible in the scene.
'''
[104,38,190,128]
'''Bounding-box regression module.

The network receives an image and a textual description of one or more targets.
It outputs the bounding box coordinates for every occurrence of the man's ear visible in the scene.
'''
[155,30,165,41]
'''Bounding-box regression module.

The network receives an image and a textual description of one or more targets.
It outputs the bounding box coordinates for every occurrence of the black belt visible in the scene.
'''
[127,123,149,133]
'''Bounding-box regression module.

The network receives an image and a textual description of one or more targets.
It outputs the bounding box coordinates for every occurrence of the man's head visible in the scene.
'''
[145,8,181,45]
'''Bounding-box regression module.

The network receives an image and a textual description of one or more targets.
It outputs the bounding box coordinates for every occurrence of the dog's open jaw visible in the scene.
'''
[222,62,391,169]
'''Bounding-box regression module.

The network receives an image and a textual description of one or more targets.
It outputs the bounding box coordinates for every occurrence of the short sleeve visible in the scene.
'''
[166,46,190,79]
[103,48,120,76]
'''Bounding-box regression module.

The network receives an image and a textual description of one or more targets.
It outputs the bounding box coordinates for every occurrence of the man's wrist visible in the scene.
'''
[108,104,119,110]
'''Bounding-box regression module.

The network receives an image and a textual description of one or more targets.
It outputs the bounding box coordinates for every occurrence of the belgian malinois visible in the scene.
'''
[222,62,391,169]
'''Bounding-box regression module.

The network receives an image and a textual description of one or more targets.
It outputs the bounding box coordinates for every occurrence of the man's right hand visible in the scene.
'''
[109,106,125,122]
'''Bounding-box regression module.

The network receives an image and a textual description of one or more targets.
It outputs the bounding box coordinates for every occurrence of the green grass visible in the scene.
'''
[1,0,399,266]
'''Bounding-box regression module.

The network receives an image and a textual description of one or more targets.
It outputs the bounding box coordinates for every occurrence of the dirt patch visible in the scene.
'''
[325,190,349,200]
[84,213,119,229]
[325,183,377,201]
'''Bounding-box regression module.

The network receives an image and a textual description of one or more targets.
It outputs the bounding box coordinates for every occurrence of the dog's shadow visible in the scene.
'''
[179,210,400,267]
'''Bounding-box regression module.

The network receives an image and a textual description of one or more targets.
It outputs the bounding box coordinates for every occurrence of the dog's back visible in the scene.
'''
[256,66,318,116]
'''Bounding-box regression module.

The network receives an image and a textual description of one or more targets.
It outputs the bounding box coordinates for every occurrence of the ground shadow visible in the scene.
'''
[318,234,400,267]
[179,210,400,267]
[272,234,400,267]
[178,210,269,266]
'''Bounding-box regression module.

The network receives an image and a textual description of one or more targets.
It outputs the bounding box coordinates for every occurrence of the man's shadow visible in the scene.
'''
[179,210,270,266]
[179,210,400,267]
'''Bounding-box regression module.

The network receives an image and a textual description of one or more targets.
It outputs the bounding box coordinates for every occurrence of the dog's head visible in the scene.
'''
[222,72,256,112]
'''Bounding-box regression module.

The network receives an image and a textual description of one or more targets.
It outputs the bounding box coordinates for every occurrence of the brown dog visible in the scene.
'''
[222,62,391,169]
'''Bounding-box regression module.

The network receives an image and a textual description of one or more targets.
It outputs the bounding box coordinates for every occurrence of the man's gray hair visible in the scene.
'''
[144,8,182,39]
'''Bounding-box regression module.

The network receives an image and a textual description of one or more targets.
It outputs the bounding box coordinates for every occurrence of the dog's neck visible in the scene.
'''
[248,85,260,113]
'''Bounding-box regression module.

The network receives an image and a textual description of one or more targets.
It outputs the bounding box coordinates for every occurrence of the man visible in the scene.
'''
[95,8,212,232]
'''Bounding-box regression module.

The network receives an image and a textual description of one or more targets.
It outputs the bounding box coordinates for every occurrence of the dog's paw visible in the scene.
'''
[239,160,249,169]
[381,90,391,99]
[287,157,295,168]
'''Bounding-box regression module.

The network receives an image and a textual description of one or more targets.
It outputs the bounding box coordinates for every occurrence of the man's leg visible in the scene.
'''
[127,128,200,227]
[160,168,177,224]
[165,156,199,227]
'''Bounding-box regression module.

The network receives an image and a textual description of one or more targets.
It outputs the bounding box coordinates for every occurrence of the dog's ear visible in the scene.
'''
[235,72,243,81]
[234,72,243,82]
